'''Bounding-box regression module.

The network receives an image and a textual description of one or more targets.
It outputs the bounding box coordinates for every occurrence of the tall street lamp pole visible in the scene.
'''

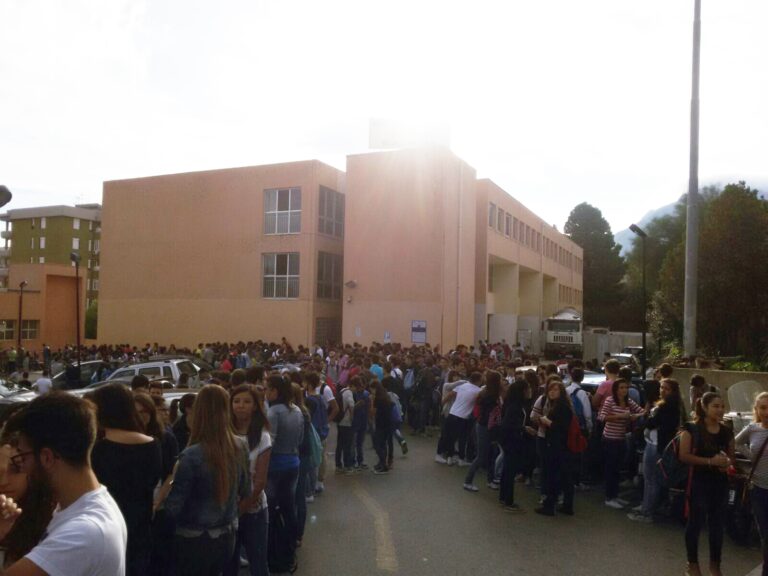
[17,280,27,352]
[683,0,702,357]
[630,225,648,379]
[70,252,81,369]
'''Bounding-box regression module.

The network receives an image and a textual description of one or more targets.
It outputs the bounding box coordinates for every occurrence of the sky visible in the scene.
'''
[1,0,766,234]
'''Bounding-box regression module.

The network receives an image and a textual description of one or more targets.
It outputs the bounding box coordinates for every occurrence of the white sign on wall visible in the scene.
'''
[411,320,427,344]
[384,331,391,343]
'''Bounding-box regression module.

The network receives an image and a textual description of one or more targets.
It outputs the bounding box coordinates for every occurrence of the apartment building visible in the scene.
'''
[99,148,582,352]
[1,204,101,306]
[98,161,345,347]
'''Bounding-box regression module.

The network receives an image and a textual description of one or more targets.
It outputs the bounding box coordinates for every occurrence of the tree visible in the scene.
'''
[564,203,626,327]
[85,300,98,340]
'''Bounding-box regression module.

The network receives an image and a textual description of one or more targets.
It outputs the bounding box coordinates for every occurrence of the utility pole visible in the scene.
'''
[683,0,701,357]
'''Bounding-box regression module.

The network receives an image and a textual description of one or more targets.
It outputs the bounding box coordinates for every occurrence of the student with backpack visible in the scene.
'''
[565,368,592,488]
[679,392,734,576]
[464,371,502,492]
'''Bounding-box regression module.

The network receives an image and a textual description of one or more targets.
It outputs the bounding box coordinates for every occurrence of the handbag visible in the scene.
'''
[741,432,768,506]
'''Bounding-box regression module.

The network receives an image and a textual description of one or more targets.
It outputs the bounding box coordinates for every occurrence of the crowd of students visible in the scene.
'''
[0,339,766,576]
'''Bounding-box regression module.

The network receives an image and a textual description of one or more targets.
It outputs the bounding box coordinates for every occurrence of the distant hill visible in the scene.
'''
[614,201,677,256]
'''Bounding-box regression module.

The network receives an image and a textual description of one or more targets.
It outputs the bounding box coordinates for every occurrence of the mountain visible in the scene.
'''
[614,201,677,256]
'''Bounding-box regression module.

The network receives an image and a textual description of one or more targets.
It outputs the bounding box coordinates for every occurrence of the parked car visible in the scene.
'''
[107,359,200,387]
[51,360,116,391]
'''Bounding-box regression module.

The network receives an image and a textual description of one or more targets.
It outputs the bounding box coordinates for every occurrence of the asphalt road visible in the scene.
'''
[291,431,762,576]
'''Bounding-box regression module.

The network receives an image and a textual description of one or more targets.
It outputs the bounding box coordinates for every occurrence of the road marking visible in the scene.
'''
[353,484,399,573]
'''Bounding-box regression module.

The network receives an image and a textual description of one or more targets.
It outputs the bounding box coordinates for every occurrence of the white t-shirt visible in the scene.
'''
[339,388,355,426]
[26,485,127,576]
[35,377,53,394]
[449,383,481,419]
[247,430,272,514]
[321,384,335,406]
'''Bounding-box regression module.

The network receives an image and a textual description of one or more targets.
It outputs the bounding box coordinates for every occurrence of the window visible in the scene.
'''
[318,186,345,238]
[513,218,519,240]
[89,221,93,231]
[38,257,45,264]
[40,217,46,229]
[317,252,343,299]
[92,279,99,291]
[94,239,100,253]
[88,240,92,252]
[87,259,92,269]
[536,232,541,253]
[488,203,497,228]
[264,188,301,234]
[39,237,45,250]
[0,320,14,341]
[21,320,38,340]
[30,237,35,249]
[73,218,80,230]
[72,238,80,250]
[505,214,511,237]
[262,253,299,298]
[497,209,504,232]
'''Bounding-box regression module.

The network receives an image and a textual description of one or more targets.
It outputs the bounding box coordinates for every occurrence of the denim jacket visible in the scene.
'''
[164,441,250,535]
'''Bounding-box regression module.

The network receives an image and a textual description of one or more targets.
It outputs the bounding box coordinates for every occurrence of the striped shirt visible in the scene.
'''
[736,423,768,489]
[598,396,643,440]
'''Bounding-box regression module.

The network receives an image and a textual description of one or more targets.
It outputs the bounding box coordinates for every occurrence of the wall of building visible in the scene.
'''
[98,161,344,348]
[341,147,476,350]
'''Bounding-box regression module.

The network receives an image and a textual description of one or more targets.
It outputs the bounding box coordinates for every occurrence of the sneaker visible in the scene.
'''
[315,481,325,493]
[538,495,546,504]
[357,463,369,470]
[435,455,449,464]
[401,441,409,455]
[504,504,525,513]
[305,495,315,503]
[240,556,250,567]
[631,504,643,513]
[487,482,500,490]
[447,457,457,466]
[458,459,472,467]
[616,498,630,506]
[605,499,624,509]
[557,495,564,506]
[372,466,390,475]
[627,512,653,523]
[463,483,479,492]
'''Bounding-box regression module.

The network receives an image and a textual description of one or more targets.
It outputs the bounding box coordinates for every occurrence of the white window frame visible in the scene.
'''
[72,237,80,250]
[488,203,497,228]
[40,217,46,230]
[38,257,45,264]
[73,218,80,230]
[262,253,300,299]
[39,236,46,250]
[264,188,301,235]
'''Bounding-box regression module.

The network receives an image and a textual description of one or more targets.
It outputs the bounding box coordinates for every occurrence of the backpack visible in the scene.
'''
[307,423,323,468]
[403,368,416,391]
[570,388,588,431]
[330,385,347,424]
[390,392,403,426]
[567,414,588,453]
[657,423,699,489]
[306,393,330,439]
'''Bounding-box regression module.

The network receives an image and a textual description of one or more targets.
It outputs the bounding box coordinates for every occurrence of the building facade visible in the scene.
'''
[98,161,345,348]
[98,148,583,351]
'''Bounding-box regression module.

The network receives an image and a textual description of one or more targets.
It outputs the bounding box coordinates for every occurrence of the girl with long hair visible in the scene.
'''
[498,377,532,512]
[679,392,733,576]
[223,385,271,576]
[464,370,502,492]
[598,378,645,509]
[370,379,393,474]
[535,380,575,516]
[164,385,250,576]
[291,383,314,548]
[265,374,304,574]
[629,378,683,523]
[89,384,163,576]
[736,391,768,576]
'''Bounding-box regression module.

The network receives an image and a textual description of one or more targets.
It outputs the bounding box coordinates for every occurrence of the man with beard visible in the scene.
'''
[0,392,127,575]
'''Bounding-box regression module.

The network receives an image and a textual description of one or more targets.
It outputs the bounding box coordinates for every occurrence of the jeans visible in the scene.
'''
[223,509,269,576]
[353,427,366,466]
[602,438,625,500]
[500,442,524,506]
[295,457,312,540]
[685,474,728,564]
[335,425,354,469]
[318,437,328,482]
[267,466,300,570]
[465,424,493,485]
[443,415,472,460]
[542,443,574,512]
[373,426,391,468]
[641,443,661,517]
[751,485,768,576]
[494,447,504,483]
[175,529,236,576]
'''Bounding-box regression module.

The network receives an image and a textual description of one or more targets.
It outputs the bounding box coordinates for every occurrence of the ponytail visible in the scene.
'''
[694,391,721,423]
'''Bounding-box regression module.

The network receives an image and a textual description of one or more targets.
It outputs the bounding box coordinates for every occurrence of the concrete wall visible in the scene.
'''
[672,367,768,412]
[99,160,344,348]
[341,148,476,350]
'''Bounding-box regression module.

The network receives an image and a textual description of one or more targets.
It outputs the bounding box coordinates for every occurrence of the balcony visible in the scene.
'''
[0,230,11,240]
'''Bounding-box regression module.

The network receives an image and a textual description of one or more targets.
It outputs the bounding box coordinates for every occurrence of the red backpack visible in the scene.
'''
[567,414,588,453]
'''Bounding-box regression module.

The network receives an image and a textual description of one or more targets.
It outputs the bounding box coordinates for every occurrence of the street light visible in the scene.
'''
[70,252,81,369]
[17,280,27,352]
[630,224,648,380]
